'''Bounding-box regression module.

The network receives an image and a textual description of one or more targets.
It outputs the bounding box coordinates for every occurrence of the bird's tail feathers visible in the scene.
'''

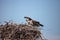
[40,24,44,27]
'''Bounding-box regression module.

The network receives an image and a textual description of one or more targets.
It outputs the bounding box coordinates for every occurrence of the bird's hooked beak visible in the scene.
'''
[24,16,27,18]
[24,16,29,19]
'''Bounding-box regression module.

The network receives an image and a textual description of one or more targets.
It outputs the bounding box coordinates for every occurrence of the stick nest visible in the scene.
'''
[0,22,41,40]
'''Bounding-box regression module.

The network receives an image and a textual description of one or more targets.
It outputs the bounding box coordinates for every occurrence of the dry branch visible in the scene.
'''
[0,22,43,40]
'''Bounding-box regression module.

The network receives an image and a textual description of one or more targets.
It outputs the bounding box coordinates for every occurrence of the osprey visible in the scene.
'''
[24,16,44,27]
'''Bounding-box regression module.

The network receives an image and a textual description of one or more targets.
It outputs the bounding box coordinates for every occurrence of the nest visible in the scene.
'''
[0,22,42,40]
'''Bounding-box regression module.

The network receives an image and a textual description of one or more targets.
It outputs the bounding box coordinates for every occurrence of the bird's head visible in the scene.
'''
[24,16,32,21]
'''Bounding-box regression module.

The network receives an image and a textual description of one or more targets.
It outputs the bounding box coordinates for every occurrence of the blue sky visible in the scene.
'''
[0,0,60,40]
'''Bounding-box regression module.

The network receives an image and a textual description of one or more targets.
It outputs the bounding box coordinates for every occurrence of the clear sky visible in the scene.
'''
[0,0,60,40]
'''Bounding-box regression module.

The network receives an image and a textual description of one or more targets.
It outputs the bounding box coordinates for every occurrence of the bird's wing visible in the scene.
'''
[32,20,40,24]
[32,20,40,26]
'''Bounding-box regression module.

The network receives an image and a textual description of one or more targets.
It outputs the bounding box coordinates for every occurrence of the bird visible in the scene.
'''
[24,16,44,27]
